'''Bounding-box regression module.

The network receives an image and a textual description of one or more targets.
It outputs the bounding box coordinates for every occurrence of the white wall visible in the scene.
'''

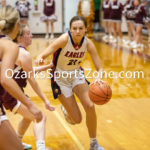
[64,0,80,32]
[6,0,63,34]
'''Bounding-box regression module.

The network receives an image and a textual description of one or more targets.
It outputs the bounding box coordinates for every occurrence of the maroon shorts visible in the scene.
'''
[0,101,5,116]
[0,91,17,112]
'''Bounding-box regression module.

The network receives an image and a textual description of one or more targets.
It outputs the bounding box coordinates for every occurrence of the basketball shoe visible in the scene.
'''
[90,141,105,150]
[22,142,32,150]
[61,105,75,125]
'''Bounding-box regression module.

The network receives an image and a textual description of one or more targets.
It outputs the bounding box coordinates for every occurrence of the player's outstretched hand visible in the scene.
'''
[35,56,45,66]
[44,99,55,111]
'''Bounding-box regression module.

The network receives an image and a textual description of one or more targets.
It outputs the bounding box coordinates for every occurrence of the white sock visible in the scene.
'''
[16,132,23,141]
[36,140,45,150]
[90,138,97,144]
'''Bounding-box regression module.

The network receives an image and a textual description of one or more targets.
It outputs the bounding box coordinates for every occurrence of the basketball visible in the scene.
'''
[88,80,112,105]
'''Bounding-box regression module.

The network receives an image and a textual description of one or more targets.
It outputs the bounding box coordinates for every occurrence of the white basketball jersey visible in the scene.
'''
[53,32,87,71]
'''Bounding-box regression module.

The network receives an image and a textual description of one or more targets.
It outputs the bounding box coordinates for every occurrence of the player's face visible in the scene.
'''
[70,20,87,41]
[1,0,6,6]
[134,0,139,6]
[22,27,32,46]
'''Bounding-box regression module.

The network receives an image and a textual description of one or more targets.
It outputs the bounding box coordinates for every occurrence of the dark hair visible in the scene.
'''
[70,16,87,28]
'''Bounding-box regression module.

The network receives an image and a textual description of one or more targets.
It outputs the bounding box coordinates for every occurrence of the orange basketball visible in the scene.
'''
[88,80,112,105]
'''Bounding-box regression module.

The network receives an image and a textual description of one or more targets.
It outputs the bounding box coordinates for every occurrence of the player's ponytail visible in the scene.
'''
[0,19,6,31]
[0,5,20,34]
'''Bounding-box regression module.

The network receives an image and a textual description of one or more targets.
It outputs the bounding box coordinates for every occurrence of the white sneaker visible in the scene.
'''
[123,39,130,45]
[111,38,117,43]
[109,35,114,40]
[130,41,136,46]
[90,142,105,150]
[132,43,144,49]
[61,105,75,125]
[45,34,49,39]
[50,34,54,39]
[22,142,32,150]
[102,35,108,42]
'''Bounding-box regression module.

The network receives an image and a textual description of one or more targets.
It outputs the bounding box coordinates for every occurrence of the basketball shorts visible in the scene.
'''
[0,104,8,126]
[0,92,21,114]
[51,68,86,98]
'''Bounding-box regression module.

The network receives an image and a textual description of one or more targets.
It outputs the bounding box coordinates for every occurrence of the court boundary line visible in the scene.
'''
[54,111,85,150]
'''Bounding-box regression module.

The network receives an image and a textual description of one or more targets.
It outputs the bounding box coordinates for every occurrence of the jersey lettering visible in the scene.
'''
[64,51,85,58]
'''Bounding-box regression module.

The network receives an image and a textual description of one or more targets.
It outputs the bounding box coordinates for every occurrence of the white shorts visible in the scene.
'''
[55,69,86,98]
[0,115,8,126]
[12,100,21,114]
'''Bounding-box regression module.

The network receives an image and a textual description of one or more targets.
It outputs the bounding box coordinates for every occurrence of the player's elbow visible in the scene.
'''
[0,76,9,89]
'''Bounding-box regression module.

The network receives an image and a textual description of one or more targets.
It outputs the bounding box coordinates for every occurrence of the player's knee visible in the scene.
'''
[73,115,82,124]
[84,103,95,113]
[35,110,43,122]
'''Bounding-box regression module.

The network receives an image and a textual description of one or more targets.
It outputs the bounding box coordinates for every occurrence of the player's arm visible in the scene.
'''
[35,33,68,65]
[20,50,55,111]
[87,38,103,73]
[1,42,30,106]
[34,62,54,73]
[0,41,42,121]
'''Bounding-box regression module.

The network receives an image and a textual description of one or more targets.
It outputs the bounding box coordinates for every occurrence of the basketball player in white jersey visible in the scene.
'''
[0,5,41,150]
[36,16,104,150]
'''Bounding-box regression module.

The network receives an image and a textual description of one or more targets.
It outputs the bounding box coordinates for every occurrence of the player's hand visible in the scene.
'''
[48,62,54,69]
[94,69,104,83]
[35,56,45,66]
[44,99,55,111]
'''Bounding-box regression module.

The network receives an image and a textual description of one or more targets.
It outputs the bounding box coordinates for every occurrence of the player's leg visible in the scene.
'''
[73,83,104,150]
[16,103,47,150]
[0,117,23,150]
[135,25,142,44]
[50,21,54,39]
[59,94,82,124]
[116,21,122,40]
[73,83,96,137]
[45,21,49,39]
[110,22,117,43]
[146,23,150,42]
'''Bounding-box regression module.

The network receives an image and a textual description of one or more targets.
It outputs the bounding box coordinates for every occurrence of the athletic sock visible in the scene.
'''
[16,131,23,141]
[36,140,45,150]
[90,138,97,144]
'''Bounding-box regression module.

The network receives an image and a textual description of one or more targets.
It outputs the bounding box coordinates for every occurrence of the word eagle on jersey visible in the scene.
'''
[64,51,85,58]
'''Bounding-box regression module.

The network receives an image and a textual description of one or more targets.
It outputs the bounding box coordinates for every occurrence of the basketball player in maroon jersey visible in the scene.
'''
[0,5,41,150]
[0,25,55,150]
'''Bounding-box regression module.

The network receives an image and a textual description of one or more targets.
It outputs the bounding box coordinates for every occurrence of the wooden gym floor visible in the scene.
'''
[7,35,150,150]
